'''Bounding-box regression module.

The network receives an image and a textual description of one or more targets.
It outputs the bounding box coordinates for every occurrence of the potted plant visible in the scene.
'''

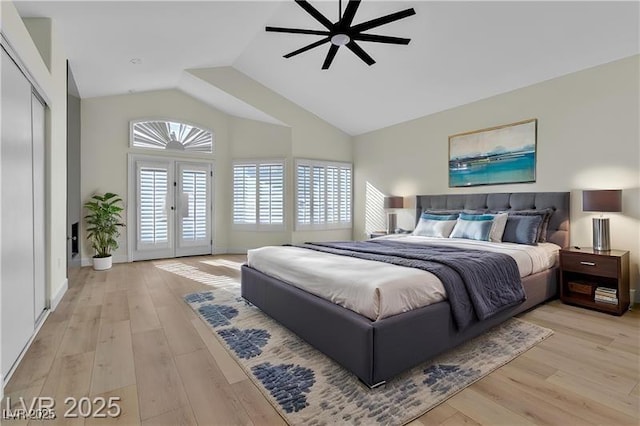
[84,192,125,270]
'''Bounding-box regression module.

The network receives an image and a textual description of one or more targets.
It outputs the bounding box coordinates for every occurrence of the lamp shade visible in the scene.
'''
[582,190,622,212]
[384,196,404,209]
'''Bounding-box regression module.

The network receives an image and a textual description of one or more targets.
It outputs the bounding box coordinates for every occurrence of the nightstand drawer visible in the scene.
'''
[561,253,618,278]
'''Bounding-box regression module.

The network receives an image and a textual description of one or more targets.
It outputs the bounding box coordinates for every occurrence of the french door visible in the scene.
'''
[129,155,213,261]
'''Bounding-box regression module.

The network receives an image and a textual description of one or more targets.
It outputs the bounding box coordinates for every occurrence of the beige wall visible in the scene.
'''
[354,55,640,294]
[227,116,292,252]
[188,67,353,243]
[80,87,349,259]
[81,89,231,261]
[1,2,68,307]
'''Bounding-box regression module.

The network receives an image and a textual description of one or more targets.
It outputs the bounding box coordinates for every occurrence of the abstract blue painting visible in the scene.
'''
[449,119,537,187]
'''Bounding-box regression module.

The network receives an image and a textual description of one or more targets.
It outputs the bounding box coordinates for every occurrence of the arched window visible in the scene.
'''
[130,119,213,153]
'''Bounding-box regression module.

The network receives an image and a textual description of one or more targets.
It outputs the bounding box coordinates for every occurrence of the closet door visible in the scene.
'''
[1,47,36,377]
[32,94,46,322]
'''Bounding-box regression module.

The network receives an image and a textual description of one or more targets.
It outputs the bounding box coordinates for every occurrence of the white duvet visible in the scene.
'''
[247,235,559,321]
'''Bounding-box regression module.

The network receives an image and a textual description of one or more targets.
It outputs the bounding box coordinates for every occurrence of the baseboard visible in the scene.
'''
[51,278,68,310]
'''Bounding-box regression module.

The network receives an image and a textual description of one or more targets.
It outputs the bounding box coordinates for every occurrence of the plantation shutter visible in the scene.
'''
[312,166,326,224]
[181,169,208,241]
[258,163,284,225]
[233,160,285,230]
[233,164,257,225]
[296,164,311,225]
[339,166,352,223]
[295,160,352,230]
[138,166,169,245]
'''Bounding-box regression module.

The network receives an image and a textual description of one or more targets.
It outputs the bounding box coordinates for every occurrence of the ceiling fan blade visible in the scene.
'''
[295,0,334,30]
[351,8,416,33]
[322,44,340,70]
[266,26,330,36]
[346,41,375,66]
[284,37,331,58]
[339,0,361,29]
[351,33,411,45]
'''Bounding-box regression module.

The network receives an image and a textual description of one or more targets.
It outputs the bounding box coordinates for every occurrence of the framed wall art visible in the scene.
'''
[448,118,537,187]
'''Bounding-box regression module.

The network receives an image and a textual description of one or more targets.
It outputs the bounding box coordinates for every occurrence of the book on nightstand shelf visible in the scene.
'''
[595,287,618,304]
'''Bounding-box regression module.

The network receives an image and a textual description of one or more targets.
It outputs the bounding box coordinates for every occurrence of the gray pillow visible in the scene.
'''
[502,215,544,245]
[508,209,553,242]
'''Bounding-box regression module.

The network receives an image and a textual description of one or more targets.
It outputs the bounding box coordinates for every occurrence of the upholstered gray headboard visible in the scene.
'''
[416,192,570,248]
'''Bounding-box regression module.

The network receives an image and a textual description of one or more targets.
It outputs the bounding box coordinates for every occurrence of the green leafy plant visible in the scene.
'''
[84,192,125,258]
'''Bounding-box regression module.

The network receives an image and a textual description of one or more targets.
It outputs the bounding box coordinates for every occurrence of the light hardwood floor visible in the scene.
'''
[3,255,639,425]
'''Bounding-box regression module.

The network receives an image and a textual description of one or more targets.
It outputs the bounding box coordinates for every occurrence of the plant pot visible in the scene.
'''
[93,255,112,271]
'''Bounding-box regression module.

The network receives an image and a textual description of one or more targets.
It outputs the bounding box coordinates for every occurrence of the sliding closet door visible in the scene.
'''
[32,94,46,322]
[1,47,36,377]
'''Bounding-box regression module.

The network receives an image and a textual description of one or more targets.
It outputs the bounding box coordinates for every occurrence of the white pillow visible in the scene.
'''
[449,216,493,241]
[489,212,508,243]
[413,214,458,238]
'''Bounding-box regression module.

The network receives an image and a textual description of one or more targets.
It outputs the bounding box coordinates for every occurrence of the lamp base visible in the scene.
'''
[387,213,397,234]
[592,217,610,252]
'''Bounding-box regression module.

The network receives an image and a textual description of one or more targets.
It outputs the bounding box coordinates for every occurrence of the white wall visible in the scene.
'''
[81,89,230,261]
[1,1,68,308]
[354,55,640,294]
[227,116,292,253]
[1,2,68,391]
[81,69,356,260]
[81,89,330,258]
[187,67,354,244]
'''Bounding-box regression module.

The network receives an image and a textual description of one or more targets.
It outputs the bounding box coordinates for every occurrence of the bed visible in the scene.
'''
[241,191,570,387]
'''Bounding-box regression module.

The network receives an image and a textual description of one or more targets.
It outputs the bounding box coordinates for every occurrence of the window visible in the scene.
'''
[233,160,284,230]
[295,159,352,230]
[131,119,213,153]
[138,166,169,245]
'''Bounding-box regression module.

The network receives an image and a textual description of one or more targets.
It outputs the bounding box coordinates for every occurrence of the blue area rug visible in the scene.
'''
[184,288,552,425]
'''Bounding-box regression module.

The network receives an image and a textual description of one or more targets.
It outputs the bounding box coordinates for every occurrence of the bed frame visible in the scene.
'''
[241,191,570,387]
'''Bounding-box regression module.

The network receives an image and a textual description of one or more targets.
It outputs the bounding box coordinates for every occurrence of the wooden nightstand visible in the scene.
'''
[559,247,630,315]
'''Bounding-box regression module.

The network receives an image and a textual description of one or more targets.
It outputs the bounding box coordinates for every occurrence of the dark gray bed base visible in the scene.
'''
[241,191,570,387]
[241,265,557,387]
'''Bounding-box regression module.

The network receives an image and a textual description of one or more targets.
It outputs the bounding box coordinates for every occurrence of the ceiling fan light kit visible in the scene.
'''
[266,0,416,70]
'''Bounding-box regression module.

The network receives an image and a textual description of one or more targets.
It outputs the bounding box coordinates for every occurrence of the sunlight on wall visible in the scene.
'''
[365,182,386,238]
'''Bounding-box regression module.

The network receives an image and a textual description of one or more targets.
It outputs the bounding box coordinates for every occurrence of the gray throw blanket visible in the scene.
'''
[293,240,525,329]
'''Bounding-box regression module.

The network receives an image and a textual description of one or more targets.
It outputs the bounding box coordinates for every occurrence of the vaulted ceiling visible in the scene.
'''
[15,1,640,135]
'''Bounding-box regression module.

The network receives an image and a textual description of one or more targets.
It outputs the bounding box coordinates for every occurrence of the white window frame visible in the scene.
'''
[130,117,214,154]
[295,158,352,231]
[232,159,286,232]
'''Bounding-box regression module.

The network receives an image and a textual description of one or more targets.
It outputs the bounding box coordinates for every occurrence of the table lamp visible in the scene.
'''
[582,189,622,251]
[384,196,403,234]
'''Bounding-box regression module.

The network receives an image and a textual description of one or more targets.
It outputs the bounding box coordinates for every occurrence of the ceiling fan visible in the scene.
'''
[266,0,416,70]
